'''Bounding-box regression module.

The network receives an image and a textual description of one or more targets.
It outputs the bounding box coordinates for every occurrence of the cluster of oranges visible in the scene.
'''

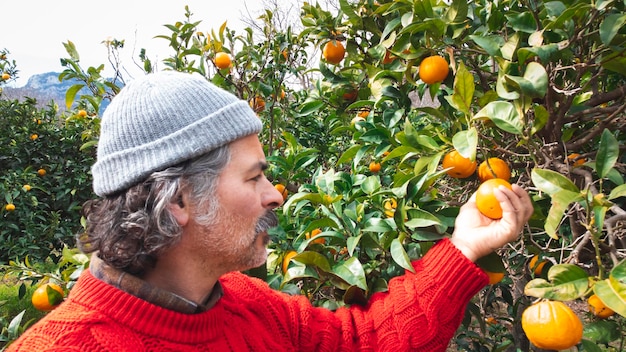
[442,150,513,220]
[321,37,450,87]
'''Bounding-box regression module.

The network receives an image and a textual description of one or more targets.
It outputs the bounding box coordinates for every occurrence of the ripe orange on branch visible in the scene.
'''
[528,254,548,275]
[214,52,232,69]
[477,157,511,182]
[32,282,65,311]
[249,96,265,113]
[588,294,615,318]
[485,271,505,285]
[305,228,325,245]
[442,150,476,179]
[521,300,583,350]
[369,161,381,173]
[322,40,345,65]
[274,183,288,201]
[282,251,297,274]
[418,55,449,84]
[475,178,513,219]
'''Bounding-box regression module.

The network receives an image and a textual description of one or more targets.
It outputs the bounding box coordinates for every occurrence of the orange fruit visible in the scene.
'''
[588,294,615,318]
[383,198,397,218]
[37,168,46,176]
[214,52,232,69]
[322,40,345,65]
[1,73,10,80]
[249,96,266,113]
[282,250,297,274]
[382,50,395,64]
[475,178,513,219]
[485,271,505,285]
[30,134,38,141]
[521,300,583,350]
[342,89,358,102]
[305,228,325,245]
[31,282,65,311]
[274,183,288,201]
[477,157,511,182]
[77,109,88,117]
[357,109,370,118]
[567,153,586,167]
[369,161,381,173]
[442,150,477,179]
[418,55,449,84]
[528,255,548,276]
[5,203,15,212]
[23,184,31,191]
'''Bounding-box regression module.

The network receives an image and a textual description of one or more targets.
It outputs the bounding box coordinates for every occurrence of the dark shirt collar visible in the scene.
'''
[90,254,223,314]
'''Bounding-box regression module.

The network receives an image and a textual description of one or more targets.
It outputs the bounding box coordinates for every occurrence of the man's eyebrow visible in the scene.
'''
[251,161,268,172]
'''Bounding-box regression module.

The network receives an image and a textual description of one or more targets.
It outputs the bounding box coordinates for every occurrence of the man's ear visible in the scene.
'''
[169,196,189,226]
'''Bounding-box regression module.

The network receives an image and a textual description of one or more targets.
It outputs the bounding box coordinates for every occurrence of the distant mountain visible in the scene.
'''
[2,72,110,112]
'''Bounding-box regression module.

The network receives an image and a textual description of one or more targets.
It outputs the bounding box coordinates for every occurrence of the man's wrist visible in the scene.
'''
[449,237,480,262]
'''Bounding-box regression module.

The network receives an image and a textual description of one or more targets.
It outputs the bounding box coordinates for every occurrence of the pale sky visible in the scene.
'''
[3,0,263,87]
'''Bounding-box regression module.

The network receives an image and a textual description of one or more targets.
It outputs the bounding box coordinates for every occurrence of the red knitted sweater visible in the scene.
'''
[8,239,487,351]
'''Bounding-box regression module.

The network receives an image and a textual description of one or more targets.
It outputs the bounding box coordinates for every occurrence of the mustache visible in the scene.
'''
[255,211,279,233]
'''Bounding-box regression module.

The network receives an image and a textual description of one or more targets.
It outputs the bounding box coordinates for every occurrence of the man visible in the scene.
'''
[8,71,533,351]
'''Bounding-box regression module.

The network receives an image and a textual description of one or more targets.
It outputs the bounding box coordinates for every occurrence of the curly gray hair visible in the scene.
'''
[79,145,230,275]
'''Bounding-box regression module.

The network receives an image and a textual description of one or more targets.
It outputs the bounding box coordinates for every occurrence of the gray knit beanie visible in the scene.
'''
[91,71,262,196]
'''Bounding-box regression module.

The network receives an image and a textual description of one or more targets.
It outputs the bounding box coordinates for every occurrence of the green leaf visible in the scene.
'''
[531,168,580,196]
[596,129,619,179]
[580,340,604,352]
[296,101,326,116]
[62,40,80,61]
[600,13,626,46]
[337,144,362,165]
[469,35,504,57]
[531,104,549,135]
[452,128,478,160]
[474,101,523,135]
[333,256,368,291]
[404,209,442,229]
[448,62,474,115]
[476,252,505,273]
[524,264,590,300]
[503,62,548,99]
[544,189,584,239]
[593,278,626,317]
[65,84,85,110]
[390,238,415,273]
[361,176,381,195]
[362,218,396,233]
[583,320,622,344]
[608,184,626,200]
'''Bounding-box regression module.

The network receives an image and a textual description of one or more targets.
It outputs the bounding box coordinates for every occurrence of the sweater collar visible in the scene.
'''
[90,254,223,314]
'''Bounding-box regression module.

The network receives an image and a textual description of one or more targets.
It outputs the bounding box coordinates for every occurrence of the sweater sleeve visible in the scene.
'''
[289,238,488,351]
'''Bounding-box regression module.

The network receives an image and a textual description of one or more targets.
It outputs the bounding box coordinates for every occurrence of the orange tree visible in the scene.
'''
[280,0,625,350]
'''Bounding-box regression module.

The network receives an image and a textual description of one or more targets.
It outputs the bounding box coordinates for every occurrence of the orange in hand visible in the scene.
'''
[475,178,513,219]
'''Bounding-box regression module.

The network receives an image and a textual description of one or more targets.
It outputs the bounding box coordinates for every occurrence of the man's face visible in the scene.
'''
[190,134,284,272]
